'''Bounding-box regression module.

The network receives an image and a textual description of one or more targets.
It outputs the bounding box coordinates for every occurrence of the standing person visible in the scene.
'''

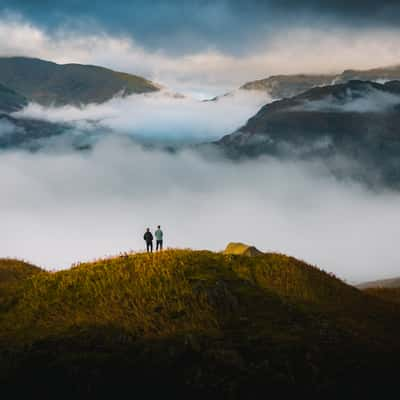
[143,228,153,253]
[155,225,163,251]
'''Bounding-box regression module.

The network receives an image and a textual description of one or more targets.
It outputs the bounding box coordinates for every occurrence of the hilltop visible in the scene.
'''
[0,57,161,106]
[0,258,43,313]
[0,258,42,284]
[0,248,399,397]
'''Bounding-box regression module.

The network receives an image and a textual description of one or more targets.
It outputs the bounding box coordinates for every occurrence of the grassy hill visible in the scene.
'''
[0,258,42,284]
[0,259,43,313]
[0,57,160,106]
[0,249,399,396]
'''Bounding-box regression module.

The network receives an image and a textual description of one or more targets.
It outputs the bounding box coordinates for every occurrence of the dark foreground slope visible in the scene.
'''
[0,57,160,106]
[0,250,399,397]
[358,278,400,305]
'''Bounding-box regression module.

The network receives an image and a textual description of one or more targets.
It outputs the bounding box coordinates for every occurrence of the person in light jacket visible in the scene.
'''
[155,225,163,251]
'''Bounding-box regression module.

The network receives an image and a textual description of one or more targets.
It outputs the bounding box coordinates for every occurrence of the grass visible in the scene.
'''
[0,249,399,396]
[364,287,400,305]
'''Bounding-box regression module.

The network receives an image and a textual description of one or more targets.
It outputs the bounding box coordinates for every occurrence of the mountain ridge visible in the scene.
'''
[217,79,400,188]
[0,56,161,106]
[238,64,400,99]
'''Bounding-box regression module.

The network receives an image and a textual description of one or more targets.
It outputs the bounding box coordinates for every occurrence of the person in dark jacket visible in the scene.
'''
[143,228,153,253]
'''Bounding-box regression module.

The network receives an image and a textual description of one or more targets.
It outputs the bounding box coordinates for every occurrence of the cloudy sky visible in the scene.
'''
[1,1,400,96]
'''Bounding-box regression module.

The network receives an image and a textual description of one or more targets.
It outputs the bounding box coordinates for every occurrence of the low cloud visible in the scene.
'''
[1,137,400,284]
[13,90,271,144]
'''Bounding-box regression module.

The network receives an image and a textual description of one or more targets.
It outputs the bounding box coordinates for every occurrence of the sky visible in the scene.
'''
[1,1,400,96]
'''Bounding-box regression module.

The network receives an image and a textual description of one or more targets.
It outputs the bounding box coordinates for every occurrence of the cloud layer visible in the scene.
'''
[1,137,400,284]
[3,1,400,54]
[13,90,271,143]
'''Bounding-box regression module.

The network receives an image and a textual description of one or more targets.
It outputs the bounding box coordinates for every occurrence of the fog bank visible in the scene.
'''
[1,137,399,284]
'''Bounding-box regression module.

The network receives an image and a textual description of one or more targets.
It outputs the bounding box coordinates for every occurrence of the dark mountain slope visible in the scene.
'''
[0,249,399,397]
[0,57,160,106]
[0,84,27,112]
[0,113,70,148]
[218,80,400,188]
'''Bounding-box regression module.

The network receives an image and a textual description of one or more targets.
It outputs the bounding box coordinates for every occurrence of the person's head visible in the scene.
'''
[157,225,161,229]
[146,228,150,232]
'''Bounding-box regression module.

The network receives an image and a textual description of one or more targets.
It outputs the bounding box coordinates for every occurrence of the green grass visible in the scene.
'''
[0,250,399,396]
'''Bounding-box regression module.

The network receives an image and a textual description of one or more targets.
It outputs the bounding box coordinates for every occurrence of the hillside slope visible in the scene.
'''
[0,249,399,397]
[0,57,160,106]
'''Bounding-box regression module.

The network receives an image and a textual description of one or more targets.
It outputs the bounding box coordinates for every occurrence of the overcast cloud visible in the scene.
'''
[1,16,400,96]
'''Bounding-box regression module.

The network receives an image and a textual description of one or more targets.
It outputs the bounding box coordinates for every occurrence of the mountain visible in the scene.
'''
[239,65,400,99]
[357,277,400,289]
[0,248,399,396]
[217,80,400,188]
[338,65,400,84]
[241,74,335,99]
[0,113,70,148]
[0,57,161,106]
[0,84,27,112]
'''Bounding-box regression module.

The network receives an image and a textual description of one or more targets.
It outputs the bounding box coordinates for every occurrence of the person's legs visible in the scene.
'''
[156,240,162,251]
[146,242,150,252]
[160,240,163,250]
[150,241,153,252]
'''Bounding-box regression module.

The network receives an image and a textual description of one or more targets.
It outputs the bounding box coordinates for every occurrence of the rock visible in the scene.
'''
[223,242,263,257]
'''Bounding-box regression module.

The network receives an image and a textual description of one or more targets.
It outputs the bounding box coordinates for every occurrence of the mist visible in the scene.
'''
[13,90,271,144]
[1,136,400,284]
